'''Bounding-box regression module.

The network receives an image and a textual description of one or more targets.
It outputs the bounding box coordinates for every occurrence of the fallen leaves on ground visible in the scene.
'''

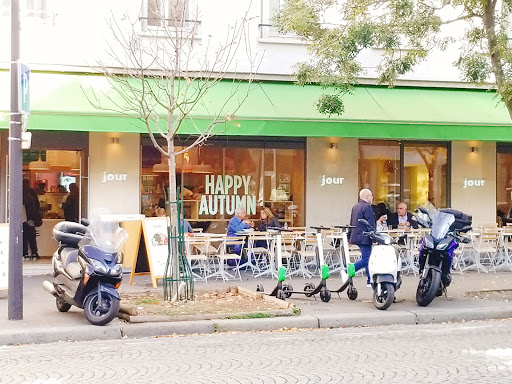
[121,289,283,317]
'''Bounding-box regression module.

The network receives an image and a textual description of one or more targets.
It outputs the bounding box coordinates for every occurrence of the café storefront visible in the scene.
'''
[1,72,512,256]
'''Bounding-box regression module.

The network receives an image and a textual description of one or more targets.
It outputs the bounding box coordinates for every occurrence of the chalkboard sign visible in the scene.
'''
[0,224,8,291]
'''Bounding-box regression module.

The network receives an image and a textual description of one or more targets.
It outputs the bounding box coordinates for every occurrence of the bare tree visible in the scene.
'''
[86,1,259,300]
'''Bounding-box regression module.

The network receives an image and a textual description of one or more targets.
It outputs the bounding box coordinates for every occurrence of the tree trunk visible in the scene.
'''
[167,138,179,297]
[483,0,512,118]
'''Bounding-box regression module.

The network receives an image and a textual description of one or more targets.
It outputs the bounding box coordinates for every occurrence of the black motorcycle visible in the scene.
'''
[415,207,472,307]
[43,218,128,325]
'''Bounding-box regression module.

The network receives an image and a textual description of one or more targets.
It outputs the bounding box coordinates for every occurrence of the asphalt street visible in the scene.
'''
[1,319,512,383]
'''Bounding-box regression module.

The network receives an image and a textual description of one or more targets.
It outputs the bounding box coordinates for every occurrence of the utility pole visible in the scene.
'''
[9,0,23,320]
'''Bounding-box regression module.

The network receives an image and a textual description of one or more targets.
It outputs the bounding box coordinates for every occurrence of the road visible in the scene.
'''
[1,319,512,383]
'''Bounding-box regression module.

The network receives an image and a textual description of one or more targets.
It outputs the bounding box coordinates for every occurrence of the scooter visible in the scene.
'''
[359,219,402,310]
[42,217,128,326]
[275,226,332,302]
[329,225,358,300]
[255,226,294,300]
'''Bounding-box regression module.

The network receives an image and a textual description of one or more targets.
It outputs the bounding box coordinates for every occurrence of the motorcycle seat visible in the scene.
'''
[60,248,82,279]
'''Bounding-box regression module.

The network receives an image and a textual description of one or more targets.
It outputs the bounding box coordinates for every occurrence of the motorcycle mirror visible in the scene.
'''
[81,218,90,227]
[357,218,372,230]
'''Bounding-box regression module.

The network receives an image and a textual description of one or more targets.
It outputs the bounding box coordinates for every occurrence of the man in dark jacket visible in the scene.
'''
[387,202,418,229]
[348,189,376,287]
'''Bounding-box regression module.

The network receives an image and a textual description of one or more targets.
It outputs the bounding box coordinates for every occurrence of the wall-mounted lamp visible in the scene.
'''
[330,143,338,149]
[471,146,478,153]
[111,137,120,144]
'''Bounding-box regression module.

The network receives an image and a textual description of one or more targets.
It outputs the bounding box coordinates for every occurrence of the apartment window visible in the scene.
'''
[140,0,199,33]
[260,0,300,41]
[1,0,47,18]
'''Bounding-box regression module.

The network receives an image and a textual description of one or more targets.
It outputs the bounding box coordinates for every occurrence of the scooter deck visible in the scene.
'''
[286,279,327,296]
[329,278,353,293]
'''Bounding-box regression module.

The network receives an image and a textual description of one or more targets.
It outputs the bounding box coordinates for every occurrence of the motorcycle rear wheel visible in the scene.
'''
[416,269,441,307]
[373,282,394,310]
[84,292,120,326]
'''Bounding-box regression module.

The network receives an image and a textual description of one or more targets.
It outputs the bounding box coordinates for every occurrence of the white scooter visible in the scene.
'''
[359,219,402,310]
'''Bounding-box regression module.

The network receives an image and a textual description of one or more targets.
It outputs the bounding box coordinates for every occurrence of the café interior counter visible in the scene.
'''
[37,219,63,257]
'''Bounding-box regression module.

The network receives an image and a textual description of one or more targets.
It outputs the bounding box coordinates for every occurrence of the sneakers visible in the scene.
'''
[366,283,372,288]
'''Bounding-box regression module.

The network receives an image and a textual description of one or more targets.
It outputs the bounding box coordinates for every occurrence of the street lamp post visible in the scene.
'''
[9,0,23,320]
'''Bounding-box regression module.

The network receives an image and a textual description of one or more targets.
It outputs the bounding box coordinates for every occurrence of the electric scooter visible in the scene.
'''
[359,218,402,310]
[271,226,332,302]
[42,217,128,326]
[327,225,358,300]
[255,227,294,300]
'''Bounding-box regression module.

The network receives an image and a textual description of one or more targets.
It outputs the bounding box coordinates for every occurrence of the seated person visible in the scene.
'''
[180,218,194,234]
[227,207,254,256]
[258,207,280,231]
[387,202,418,229]
[153,198,166,217]
[227,207,253,236]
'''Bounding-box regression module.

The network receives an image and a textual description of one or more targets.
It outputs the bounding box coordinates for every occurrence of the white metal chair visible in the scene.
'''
[208,237,244,281]
[185,236,210,281]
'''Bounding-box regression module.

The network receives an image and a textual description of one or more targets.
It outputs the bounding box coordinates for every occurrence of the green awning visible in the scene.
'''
[1,71,511,141]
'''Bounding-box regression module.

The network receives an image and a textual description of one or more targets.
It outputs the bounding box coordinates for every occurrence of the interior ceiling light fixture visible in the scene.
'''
[28,151,51,171]
[152,157,169,173]
[191,162,213,174]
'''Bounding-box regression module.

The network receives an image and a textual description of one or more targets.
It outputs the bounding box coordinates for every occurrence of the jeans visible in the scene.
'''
[23,222,38,257]
[353,244,372,284]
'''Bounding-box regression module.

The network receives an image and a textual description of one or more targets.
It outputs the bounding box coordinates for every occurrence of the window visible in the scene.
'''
[141,139,305,232]
[141,0,198,32]
[497,145,512,223]
[1,0,48,19]
[359,140,448,212]
[260,0,300,41]
[359,141,401,211]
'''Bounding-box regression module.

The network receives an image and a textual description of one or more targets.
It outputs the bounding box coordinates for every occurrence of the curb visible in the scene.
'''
[1,307,512,346]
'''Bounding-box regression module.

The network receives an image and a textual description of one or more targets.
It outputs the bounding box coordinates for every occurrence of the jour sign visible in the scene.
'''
[320,174,344,187]
[101,171,128,183]
[463,178,486,188]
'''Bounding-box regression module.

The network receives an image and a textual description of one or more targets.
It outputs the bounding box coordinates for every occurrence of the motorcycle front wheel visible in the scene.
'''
[84,292,120,326]
[416,268,441,307]
[373,282,394,310]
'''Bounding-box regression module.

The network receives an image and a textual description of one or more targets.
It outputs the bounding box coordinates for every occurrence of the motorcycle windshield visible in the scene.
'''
[430,212,455,240]
[79,219,128,253]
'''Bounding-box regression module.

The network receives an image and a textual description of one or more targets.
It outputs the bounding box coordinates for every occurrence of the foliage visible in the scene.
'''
[275,0,512,119]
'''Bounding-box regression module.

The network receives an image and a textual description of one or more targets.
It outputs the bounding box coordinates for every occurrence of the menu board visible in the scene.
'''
[0,224,8,291]
[129,218,171,288]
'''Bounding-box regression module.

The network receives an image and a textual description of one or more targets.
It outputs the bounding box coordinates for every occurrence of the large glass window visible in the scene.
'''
[497,145,512,224]
[359,141,401,211]
[141,139,305,232]
[22,149,83,220]
[403,144,448,211]
[360,140,448,212]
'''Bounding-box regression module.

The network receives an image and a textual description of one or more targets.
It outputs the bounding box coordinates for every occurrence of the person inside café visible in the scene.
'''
[227,206,254,236]
[227,206,254,255]
[258,207,280,232]
[387,202,418,229]
[63,183,80,222]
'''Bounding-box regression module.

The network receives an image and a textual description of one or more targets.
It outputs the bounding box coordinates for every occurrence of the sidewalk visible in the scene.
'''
[1,260,512,346]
